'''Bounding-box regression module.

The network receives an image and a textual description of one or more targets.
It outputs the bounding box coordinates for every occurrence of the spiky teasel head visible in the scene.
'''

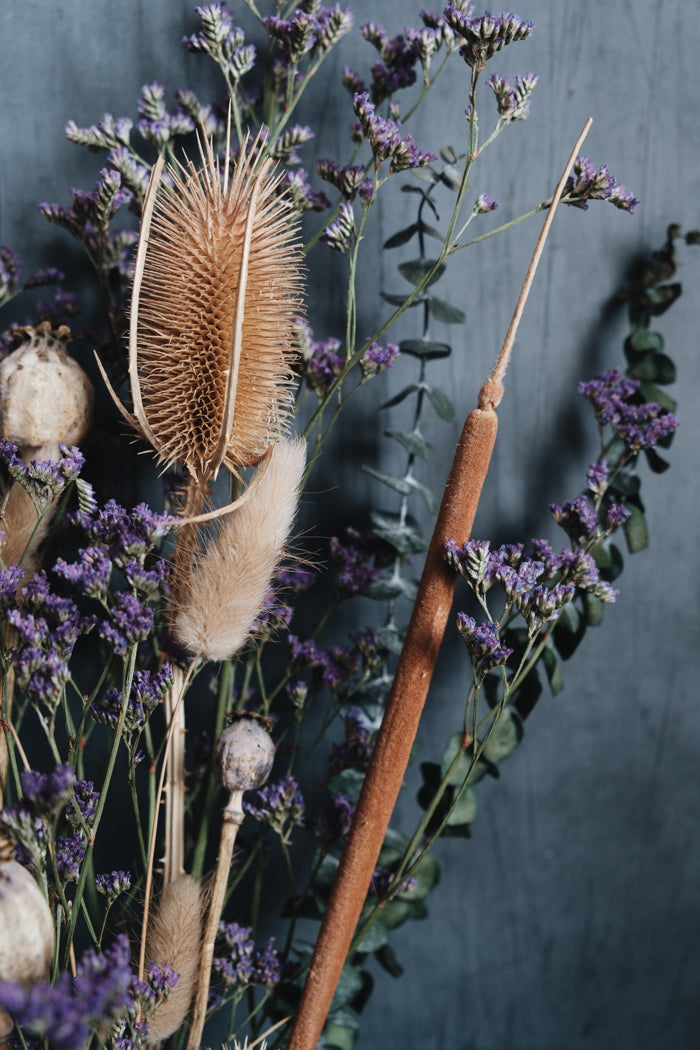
[123,130,304,484]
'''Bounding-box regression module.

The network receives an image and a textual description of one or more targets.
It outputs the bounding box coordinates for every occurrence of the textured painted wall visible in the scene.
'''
[1,2,698,1048]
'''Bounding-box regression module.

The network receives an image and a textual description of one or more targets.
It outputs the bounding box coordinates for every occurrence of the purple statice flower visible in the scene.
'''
[243,775,305,842]
[606,503,631,530]
[24,266,65,288]
[294,320,345,395]
[54,546,113,601]
[263,10,317,62]
[269,124,315,165]
[313,4,355,56]
[214,922,282,989]
[136,82,195,148]
[56,832,87,882]
[443,7,535,70]
[286,679,309,719]
[444,538,491,587]
[317,158,371,200]
[278,167,331,213]
[73,499,174,565]
[288,634,362,694]
[361,21,419,105]
[352,93,436,172]
[550,495,600,545]
[329,707,375,774]
[360,340,399,377]
[0,440,85,506]
[9,572,93,710]
[420,7,461,48]
[0,564,25,611]
[106,146,151,201]
[518,582,576,634]
[20,763,75,817]
[40,169,132,254]
[67,780,100,828]
[474,192,499,213]
[330,527,381,595]
[276,563,316,593]
[586,459,609,496]
[321,200,356,253]
[121,557,169,598]
[98,591,156,656]
[486,72,538,119]
[342,65,366,96]
[352,630,388,674]
[404,24,441,70]
[370,865,419,900]
[0,935,133,1049]
[96,870,132,902]
[183,5,256,80]
[92,665,172,737]
[0,244,22,297]
[563,156,639,213]
[316,793,355,844]
[456,613,513,670]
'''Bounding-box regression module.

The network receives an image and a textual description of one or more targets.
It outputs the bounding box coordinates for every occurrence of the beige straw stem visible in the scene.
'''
[286,119,593,1050]
[186,793,244,1050]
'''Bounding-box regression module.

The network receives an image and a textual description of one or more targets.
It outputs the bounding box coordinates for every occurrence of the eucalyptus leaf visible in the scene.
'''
[440,164,462,189]
[384,427,432,459]
[644,447,671,473]
[331,964,366,1010]
[439,732,488,786]
[364,572,406,600]
[383,224,418,249]
[643,282,681,315]
[639,382,677,413]
[553,601,585,660]
[399,850,441,901]
[377,625,405,655]
[625,326,664,357]
[328,767,367,803]
[374,944,404,978]
[362,464,414,496]
[354,920,388,953]
[375,899,412,930]
[400,338,451,359]
[584,592,605,627]
[405,476,440,514]
[323,1013,358,1050]
[439,145,457,164]
[380,291,423,307]
[623,502,649,552]
[445,786,477,827]
[370,510,429,554]
[483,709,523,763]
[542,642,564,696]
[421,382,456,421]
[398,258,446,287]
[379,383,420,410]
[429,296,466,324]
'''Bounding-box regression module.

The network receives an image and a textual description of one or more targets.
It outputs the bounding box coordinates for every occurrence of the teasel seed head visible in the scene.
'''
[0,323,93,458]
[125,132,304,484]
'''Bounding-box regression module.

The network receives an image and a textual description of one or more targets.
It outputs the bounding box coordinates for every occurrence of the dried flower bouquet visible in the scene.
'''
[0,4,692,1050]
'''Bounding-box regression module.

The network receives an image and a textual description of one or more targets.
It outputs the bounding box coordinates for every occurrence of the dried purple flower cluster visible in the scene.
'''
[487,71,539,119]
[289,635,362,692]
[243,775,305,842]
[443,7,535,70]
[0,439,85,507]
[563,157,640,213]
[294,320,345,395]
[353,93,437,172]
[330,527,381,596]
[0,935,132,1050]
[578,368,678,448]
[329,707,375,774]
[214,922,282,989]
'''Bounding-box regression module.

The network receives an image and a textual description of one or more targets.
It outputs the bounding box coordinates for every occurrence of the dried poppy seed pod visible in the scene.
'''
[187,716,275,1050]
[0,324,94,458]
[213,715,276,819]
[0,858,55,1044]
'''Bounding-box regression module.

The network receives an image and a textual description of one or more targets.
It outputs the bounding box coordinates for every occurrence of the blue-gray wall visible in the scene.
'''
[1,2,698,1048]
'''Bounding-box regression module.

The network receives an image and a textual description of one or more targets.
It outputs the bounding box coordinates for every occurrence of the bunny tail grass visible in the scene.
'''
[171,436,306,661]
[144,875,202,1045]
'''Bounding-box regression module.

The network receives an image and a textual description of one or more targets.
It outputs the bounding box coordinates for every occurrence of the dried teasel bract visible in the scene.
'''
[123,131,304,484]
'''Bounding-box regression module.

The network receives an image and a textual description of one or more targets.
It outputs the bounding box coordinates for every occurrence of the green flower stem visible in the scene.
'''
[129,767,148,871]
[62,643,139,968]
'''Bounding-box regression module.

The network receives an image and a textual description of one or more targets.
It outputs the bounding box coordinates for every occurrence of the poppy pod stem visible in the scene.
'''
[286,118,593,1050]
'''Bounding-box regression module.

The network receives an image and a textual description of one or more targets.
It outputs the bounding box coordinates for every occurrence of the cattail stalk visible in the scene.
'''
[286,119,593,1050]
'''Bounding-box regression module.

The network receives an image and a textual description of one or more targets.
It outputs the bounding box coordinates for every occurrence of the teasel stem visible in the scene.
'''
[286,119,593,1050]
[186,717,275,1050]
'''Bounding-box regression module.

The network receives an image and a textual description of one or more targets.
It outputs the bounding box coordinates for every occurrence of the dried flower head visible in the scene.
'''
[122,131,304,483]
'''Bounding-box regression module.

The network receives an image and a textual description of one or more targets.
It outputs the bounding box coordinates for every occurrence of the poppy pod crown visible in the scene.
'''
[126,130,304,483]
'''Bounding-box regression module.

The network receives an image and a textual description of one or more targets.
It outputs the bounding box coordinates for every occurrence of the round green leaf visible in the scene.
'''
[482,710,523,763]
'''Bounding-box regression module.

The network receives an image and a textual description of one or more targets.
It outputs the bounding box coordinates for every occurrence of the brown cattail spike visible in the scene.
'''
[129,132,304,482]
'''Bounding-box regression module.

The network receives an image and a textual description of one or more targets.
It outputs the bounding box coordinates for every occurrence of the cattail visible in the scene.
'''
[171,435,306,662]
[144,875,202,1045]
[127,134,304,482]
[287,120,594,1050]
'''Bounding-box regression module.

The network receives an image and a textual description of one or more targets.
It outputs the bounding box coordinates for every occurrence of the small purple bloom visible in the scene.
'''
[329,707,375,773]
[360,340,399,377]
[321,200,355,253]
[443,8,535,70]
[214,922,282,989]
[330,527,381,595]
[316,793,356,844]
[98,591,156,656]
[550,495,600,544]
[456,612,513,670]
[353,92,436,172]
[96,870,132,901]
[563,156,639,213]
[243,775,305,842]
